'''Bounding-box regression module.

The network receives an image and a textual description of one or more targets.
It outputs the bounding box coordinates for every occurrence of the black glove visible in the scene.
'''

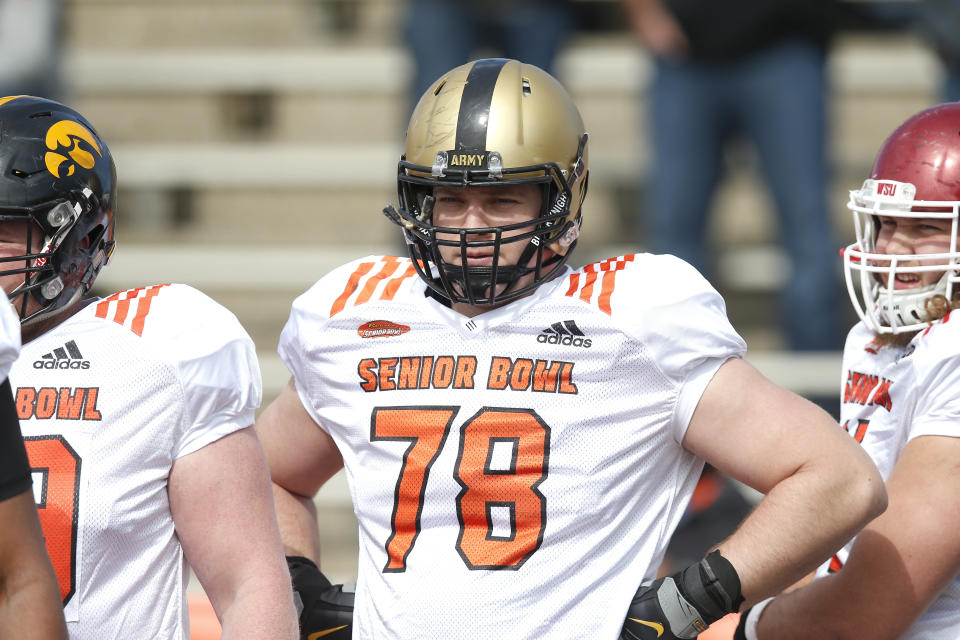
[621,550,743,640]
[287,555,355,640]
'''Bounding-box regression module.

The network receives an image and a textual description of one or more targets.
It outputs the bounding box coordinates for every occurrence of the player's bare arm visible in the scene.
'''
[255,377,344,560]
[0,491,68,640]
[620,0,691,58]
[622,358,886,639]
[169,426,298,640]
[683,357,887,603]
[255,378,353,640]
[748,433,960,640]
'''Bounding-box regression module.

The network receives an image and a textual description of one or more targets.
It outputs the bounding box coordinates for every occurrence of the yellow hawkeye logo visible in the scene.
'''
[44,120,102,178]
[0,95,30,108]
[307,625,349,639]
[628,618,664,637]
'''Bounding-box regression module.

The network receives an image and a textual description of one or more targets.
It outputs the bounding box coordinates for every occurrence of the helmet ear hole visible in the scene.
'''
[83,223,105,250]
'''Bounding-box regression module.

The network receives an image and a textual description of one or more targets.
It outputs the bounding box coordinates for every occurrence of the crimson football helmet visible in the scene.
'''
[383,58,589,306]
[0,96,116,324]
[843,102,960,334]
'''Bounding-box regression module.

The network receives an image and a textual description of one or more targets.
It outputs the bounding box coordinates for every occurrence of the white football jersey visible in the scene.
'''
[15,284,261,640]
[279,254,746,640]
[816,318,960,639]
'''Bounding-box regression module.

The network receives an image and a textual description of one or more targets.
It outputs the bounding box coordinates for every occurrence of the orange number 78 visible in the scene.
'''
[371,406,550,572]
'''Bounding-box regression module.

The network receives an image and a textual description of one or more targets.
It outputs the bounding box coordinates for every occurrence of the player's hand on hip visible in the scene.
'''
[621,551,743,640]
[287,555,354,640]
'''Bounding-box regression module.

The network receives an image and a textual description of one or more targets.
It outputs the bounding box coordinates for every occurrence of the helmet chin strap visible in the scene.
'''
[873,274,949,331]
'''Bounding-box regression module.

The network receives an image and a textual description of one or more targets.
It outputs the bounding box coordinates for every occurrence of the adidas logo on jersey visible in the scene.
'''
[33,340,90,370]
[537,320,592,348]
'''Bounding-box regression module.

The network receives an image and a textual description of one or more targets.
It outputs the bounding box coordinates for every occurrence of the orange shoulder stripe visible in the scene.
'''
[565,254,635,315]
[131,286,168,336]
[381,263,418,301]
[578,267,600,303]
[95,284,170,335]
[94,286,143,318]
[355,257,403,306]
[329,262,375,317]
[597,271,617,315]
[565,272,580,297]
[330,258,414,317]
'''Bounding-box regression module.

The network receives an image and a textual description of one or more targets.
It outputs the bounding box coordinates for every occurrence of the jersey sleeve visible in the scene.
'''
[909,351,960,441]
[277,256,386,431]
[618,255,747,443]
[146,285,262,459]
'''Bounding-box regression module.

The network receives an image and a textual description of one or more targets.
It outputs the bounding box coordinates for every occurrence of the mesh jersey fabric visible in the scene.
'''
[14,283,261,639]
[0,287,25,501]
[279,253,745,639]
[815,319,960,639]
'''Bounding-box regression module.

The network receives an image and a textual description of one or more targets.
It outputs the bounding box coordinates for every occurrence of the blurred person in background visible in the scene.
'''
[917,0,960,101]
[255,58,885,640]
[402,0,574,115]
[736,102,960,640]
[855,0,960,103]
[0,286,67,640]
[0,95,298,639]
[621,0,844,351]
[0,0,63,99]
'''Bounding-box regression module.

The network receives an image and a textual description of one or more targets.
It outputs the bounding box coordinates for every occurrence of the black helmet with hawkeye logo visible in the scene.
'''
[0,95,117,324]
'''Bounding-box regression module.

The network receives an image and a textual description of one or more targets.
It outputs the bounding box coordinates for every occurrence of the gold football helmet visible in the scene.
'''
[384,58,589,305]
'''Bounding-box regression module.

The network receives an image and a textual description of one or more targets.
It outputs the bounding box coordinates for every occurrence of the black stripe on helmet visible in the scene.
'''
[455,58,508,153]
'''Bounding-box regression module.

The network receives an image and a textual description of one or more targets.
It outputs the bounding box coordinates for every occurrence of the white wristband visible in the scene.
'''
[744,597,775,640]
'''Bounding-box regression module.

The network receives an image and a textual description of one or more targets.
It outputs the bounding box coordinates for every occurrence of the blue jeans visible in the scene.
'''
[403,0,573,110]
[647,39,843,350]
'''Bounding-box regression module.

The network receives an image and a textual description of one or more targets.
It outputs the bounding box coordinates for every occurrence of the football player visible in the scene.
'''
[0,96,298,639]
[254,59,886,639]
[735,102,960,639]
[0,286,66,640]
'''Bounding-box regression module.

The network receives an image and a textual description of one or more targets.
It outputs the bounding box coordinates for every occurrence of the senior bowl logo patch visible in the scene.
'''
[44,120,102,178]
[358,320,410,339]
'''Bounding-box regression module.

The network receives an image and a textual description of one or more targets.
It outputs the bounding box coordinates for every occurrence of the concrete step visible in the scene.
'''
[104,140,861,260]
[65,36,938,169]
[106,140,633,251]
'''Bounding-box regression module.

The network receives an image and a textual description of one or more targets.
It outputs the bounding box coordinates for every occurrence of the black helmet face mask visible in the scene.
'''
[395,165,578,306]
[384,58,589,307]
[0,96,116,324]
